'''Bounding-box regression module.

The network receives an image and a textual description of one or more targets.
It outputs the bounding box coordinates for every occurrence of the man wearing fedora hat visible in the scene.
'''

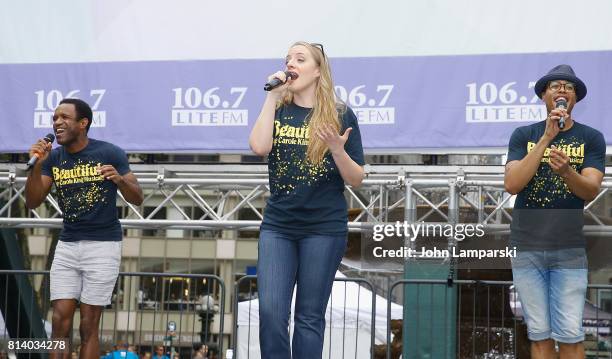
[504,64,605,358]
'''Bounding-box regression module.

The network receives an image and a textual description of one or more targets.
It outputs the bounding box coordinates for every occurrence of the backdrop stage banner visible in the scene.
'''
[1,51,609,153]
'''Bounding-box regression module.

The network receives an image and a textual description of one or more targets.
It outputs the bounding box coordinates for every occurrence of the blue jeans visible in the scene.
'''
[257,229,347,359]
[511,248,588,343]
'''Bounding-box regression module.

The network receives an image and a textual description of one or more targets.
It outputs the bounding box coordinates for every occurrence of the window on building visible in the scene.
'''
[600,288,612,313]
[240,154,265,163]
[234,259,258,303]
[190,259,219,310]
[166,154,220,163]
[117,206,131,236]
[183,206,220,239]
[142,206,167,237]
[237,207,262,239]
[137,258,164,310]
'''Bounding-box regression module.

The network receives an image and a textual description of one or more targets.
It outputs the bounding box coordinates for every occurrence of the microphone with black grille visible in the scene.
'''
[26,133,55,171]
[264,71,299,91]
[555,98,567,129]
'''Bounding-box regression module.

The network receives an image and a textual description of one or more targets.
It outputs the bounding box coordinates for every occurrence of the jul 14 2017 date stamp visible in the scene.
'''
[1,338,69,353]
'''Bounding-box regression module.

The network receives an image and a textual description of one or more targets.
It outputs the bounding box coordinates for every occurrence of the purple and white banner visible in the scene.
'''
[1,50,610,153]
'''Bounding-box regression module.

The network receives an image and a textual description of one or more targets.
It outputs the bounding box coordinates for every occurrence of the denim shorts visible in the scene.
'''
[50,240,122,306]
[511,248,587,343]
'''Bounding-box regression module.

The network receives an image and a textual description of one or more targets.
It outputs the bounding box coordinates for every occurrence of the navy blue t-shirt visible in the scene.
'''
[261,103,365,235]
[506,121,605,249]
[41,138,131,242]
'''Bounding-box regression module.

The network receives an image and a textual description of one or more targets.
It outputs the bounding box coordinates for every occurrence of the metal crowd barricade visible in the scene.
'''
[0,270,225,358]
[2,272,611,358]
[388,279,612,359]
[233,275,378,359]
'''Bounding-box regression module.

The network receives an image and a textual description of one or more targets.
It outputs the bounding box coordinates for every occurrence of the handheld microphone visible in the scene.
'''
[555,98,567,129]
[26,133,55,171]
[264,71,298,91]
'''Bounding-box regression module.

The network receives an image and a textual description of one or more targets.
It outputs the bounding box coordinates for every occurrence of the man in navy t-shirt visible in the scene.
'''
[505,65,605,358]
[25,98,143,358]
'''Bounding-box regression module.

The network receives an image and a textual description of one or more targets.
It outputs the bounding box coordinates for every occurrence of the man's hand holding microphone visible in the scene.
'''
[27,133,54,171]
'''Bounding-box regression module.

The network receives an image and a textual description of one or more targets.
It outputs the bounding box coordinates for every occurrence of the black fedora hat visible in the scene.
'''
[534,64,587,102]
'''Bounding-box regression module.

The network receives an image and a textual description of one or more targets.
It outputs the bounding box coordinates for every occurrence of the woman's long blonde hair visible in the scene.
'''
[279,41,344,164]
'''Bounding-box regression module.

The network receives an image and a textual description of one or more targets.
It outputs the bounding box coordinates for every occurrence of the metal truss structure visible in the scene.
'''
[1,163,611,235]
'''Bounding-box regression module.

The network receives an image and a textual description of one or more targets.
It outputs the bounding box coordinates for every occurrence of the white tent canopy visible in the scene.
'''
[237,271,403,359]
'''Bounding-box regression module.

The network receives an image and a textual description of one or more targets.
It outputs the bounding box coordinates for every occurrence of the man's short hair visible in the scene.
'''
[59,98,93,133]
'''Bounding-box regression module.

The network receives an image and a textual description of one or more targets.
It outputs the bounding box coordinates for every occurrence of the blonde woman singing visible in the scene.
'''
[249,41,365,359]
